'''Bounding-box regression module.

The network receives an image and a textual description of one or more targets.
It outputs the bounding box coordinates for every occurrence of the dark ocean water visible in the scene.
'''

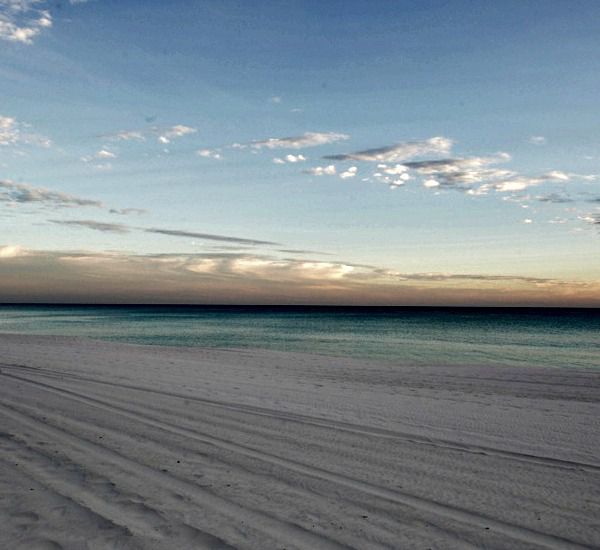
[0,305,598,369]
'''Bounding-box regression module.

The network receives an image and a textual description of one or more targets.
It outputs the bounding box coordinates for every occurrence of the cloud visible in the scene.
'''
[473,171,595,195]
[403,153,513,190]
[44,217,280,246]
[157,124,196,144]
[144,228,279,246]
[269,96,282,104]
[529,136,547,145]
[0,115,19,145]
[197,148,222,160]
[245,132,349,150]
[0,244,27,258]
[0,1,52,44]
[0,179,103,208]
[80,149,117,170]
[277,249,332,256]
[339,166,358,179]
[382,153,597,195]
[304,165,336,176]
[2,246,599,306]
[273,154,306,164]
[578,213,600,225]
[536,193,573,203]
[0,114,51,147]
[372,163,412,187]
[105,125,197,144]
[109,207,147,216]
[324,136,452,162]
[110,130,145,142]
[51,219,130,233]
[95,149,116,159]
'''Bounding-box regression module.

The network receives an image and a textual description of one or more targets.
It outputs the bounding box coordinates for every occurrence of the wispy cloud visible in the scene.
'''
[81,149,116,161]
[109,207,147,216]
[197,148,222,160]
[529,136,547,145]
[157,124,196,144]
[472,171,595,195]
[144,228,279,246]
[240,131,349,150]
[80,148,117,170]
[50,218,280,246]
[0,179,103,208]
[50,219,130,233]
[105,125,197,144]
[0,114,51,147]
[0,0,52,44]
[277,249,333,256]
[536,193,573,203]
[324,136,452,162]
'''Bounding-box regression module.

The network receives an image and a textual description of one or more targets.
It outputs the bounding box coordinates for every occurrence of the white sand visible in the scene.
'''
[0,333,598,549]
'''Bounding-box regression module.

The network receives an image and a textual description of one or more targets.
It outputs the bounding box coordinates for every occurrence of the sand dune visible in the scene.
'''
[0,334,599,549]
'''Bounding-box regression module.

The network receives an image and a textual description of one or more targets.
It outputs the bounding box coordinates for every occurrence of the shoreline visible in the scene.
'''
[1,333,599,548]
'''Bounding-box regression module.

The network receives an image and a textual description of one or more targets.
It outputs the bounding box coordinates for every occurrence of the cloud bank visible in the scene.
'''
[1,245,598,306]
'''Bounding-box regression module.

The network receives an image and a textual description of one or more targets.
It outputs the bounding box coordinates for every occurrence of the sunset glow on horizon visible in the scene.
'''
[1,1,599,305]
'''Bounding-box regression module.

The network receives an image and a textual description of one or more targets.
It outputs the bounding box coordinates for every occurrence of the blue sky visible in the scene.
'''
[1,0,599,304]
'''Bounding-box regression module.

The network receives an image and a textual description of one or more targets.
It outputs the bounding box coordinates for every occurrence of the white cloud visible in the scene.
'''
[477,171,596,194]
[0,115,19,145]
[106,125,197,144]
[324,136,452,162]
[157,124,196,144]
[371,163,412,187]
[247,132,349,150]
[529,136,547,145]
[0,114,51,147]
[269,96,282,104]
[110,130,145,142]
[423,179,440,188]
[273,154,307,164]
[0,1,52,44]
[339,166,357,179]
[81,149,117,163]
[197,148,222,160]
[305,165,336,176]
[523,219,533,224]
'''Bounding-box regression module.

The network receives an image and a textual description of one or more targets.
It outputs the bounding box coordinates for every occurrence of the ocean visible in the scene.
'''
[0,305,598,370]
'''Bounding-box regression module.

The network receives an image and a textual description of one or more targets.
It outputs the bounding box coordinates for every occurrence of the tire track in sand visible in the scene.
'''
[0,370,593,550]
[3,364,598,474]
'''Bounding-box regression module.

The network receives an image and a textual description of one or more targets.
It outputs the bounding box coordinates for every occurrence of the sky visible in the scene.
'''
[1,0,599,305]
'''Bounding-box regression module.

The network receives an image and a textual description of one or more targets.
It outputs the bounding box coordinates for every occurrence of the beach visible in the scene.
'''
[0,333,598,549]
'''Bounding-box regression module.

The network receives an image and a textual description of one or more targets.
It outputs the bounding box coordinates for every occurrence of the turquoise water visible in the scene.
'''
[0,305,598,369]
